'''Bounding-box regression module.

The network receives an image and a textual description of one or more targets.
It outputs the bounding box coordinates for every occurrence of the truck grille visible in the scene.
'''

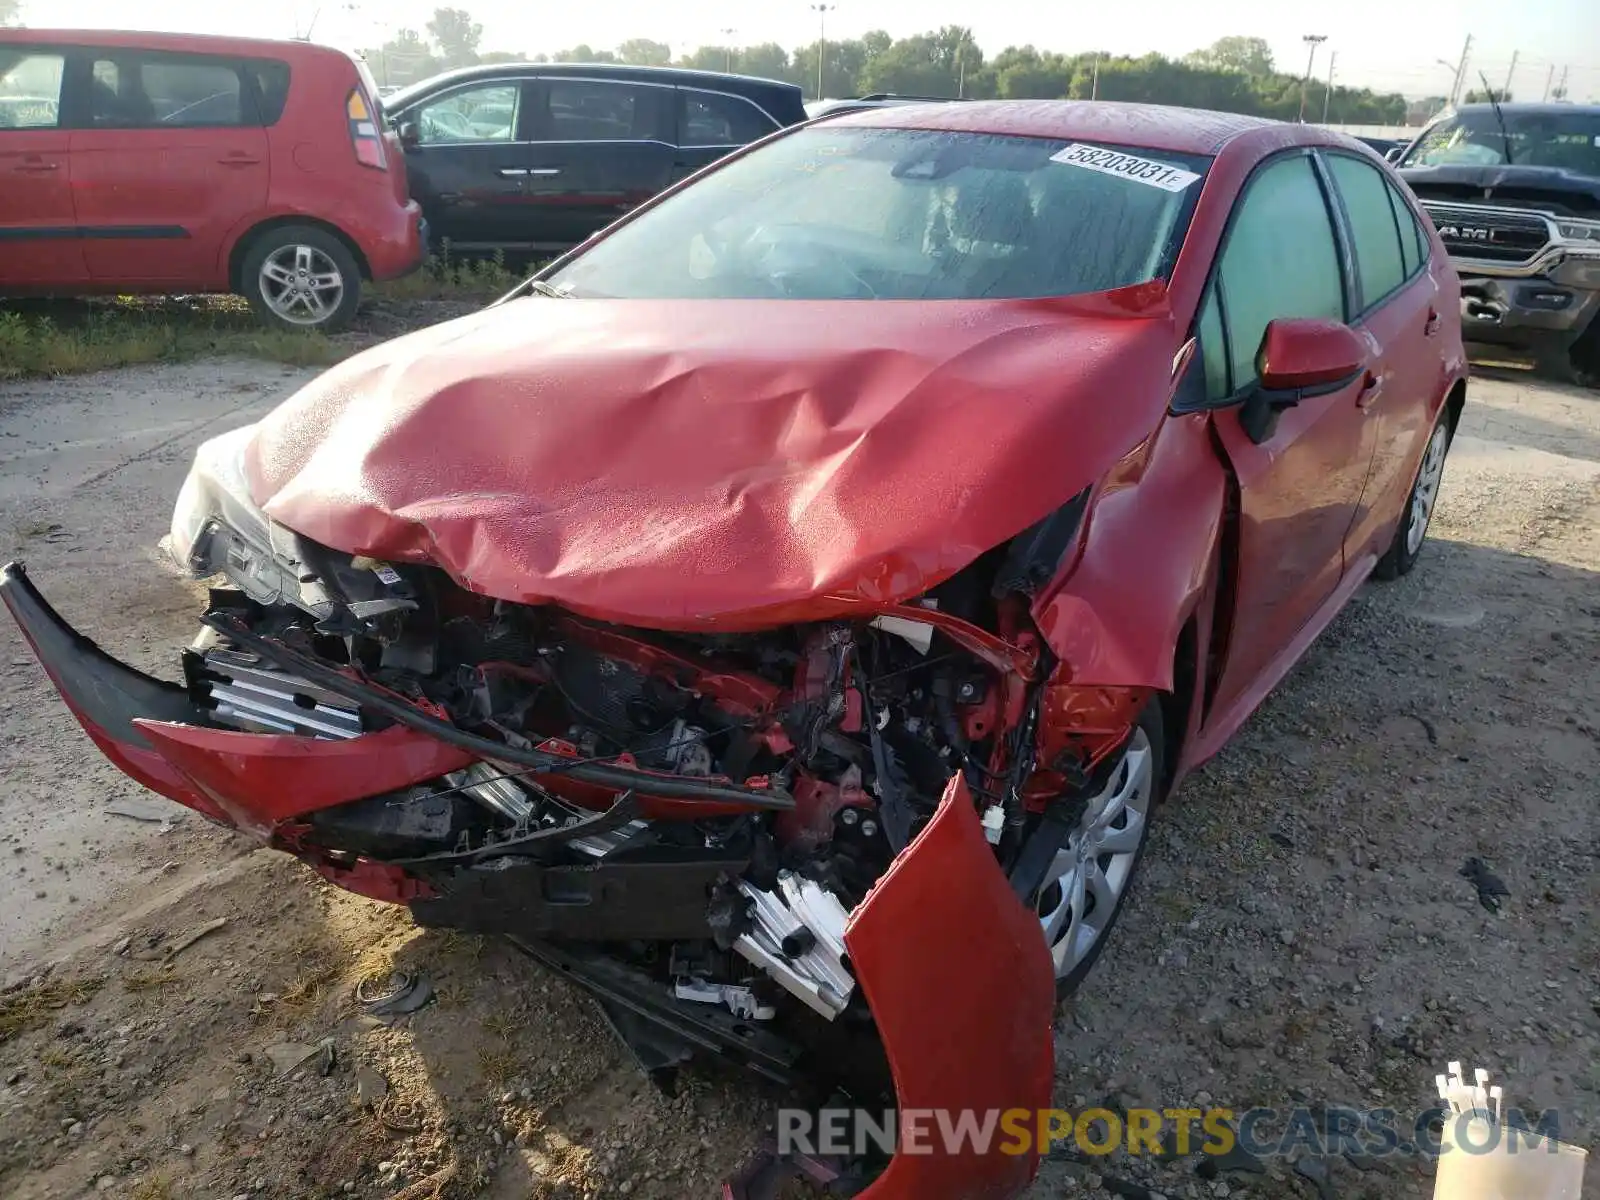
[1419,202,1552,265]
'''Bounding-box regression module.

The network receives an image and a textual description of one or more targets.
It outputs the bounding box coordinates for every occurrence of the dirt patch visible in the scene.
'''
[1,363,1598,1200]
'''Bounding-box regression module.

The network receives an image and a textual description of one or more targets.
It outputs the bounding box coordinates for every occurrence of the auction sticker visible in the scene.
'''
[1050,144,1201,192]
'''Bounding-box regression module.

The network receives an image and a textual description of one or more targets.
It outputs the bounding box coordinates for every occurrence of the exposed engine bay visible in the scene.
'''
[177,542,1061,1092]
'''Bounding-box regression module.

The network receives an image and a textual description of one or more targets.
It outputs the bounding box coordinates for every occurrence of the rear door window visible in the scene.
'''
[678,89,776,147]
[88,53,248,128]
[1326,153,1407,310]
[544,79,657,141]
[243,59,291,125]
[1385,178,1430,275]
[0,50,65,129]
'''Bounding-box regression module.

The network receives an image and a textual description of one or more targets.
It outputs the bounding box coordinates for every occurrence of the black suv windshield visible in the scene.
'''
[1402,109,1600,173]
[548,127,1210,300]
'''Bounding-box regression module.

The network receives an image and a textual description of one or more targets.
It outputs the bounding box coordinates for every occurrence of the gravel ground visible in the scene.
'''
[0,357,1596,1200]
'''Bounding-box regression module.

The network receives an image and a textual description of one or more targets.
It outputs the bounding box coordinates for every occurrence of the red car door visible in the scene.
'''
[0,47,86,287]
[68,49,267,286]
[1195,151,1377,715]
[1321,150,1450,563]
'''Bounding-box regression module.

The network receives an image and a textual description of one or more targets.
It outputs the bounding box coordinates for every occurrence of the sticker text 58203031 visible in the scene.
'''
[1049,144,1202,193]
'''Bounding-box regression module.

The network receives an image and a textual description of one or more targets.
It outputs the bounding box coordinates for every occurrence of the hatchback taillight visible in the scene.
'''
[347,89,386,170]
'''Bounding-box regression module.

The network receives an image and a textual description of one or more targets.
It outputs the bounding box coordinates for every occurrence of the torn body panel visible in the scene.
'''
[1032,411,1226,691]
[847,774,1055,1200]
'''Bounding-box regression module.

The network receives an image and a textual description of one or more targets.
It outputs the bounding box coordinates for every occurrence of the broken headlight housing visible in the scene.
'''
[166,424,307,609]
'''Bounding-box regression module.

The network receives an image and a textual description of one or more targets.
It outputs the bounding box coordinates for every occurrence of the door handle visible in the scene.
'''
[1356,370,1383,410]
[217,155,262,167]
[528,167,561,176]
[497,167,529,177]
[1424,307,1442,336]
[13,160,60,172]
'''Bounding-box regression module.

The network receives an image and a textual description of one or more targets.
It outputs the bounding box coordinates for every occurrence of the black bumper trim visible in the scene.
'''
[0,561,205,746]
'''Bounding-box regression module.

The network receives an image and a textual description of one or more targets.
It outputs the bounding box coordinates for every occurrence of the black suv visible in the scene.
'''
[1398,103,1600,383]
[384,63,807,253]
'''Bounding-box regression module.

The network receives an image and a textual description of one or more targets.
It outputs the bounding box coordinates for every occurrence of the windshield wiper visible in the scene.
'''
[1478,71,1516,165]
[525,279,572,298]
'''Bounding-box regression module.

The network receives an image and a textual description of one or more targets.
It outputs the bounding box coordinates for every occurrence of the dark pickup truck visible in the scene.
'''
[1398,102,1600,384]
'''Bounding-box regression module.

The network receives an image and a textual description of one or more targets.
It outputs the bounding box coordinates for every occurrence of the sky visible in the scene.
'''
[17,0,1600,102]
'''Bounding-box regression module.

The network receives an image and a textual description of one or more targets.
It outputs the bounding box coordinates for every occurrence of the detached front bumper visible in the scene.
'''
[2,560,1058,1200]
[0,561,464,900]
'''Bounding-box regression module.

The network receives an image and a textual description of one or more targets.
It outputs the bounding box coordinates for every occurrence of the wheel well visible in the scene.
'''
[229,217,372,291]
[1159,616,1200,793]
[1444,378,1467,437]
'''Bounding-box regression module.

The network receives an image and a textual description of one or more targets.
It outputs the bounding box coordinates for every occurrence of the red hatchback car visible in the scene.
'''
[3,102,1464,1198]
[0,30,425,329]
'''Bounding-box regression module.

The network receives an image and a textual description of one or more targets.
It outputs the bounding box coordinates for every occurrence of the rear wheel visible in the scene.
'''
[241,225,361,332]
[1374,410,1452,580]
[1037,700,1166,998]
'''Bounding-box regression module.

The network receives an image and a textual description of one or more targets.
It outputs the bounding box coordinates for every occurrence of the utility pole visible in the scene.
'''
[1297,34,1327,122]
[1091,53,1100,100]
[1502,50,1518,101]
[810,4,834,101]
[1555,64,1569,100]
[1450,33,1472,106]
[721,27,737,73]
[1322,50,1337,123]
[1543,63,1555,101]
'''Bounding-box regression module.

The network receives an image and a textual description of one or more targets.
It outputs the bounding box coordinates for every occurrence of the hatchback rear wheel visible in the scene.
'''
[241,226,361,332]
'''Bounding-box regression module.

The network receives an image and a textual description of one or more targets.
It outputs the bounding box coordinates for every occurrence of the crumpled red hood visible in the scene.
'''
[246,289,1176,630]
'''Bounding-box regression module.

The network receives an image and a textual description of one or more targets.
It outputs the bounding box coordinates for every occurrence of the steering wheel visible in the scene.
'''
[745,226,879,299]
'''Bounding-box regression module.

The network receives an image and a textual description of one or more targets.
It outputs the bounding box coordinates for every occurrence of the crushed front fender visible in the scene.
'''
[846,774,1056,1199]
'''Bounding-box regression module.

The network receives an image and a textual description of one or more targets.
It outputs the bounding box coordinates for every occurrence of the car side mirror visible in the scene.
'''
[398,121,420,150]
[1240,318,1367,445]
[1385,146,1404,163]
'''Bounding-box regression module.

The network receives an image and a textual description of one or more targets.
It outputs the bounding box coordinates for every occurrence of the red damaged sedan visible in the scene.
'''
[3,101,1465,1198]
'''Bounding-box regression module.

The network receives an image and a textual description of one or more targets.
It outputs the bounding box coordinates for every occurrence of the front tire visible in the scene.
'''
[241,225,361,332]
[1374,410,1452,580]
[1036,700,1166,998]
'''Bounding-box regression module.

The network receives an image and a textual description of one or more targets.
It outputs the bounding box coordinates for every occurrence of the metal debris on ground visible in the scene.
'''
[720,1141,854,1200]
[263,1041,319,1075]
[356,970,435,1016]
[1459,857,1511,913]
[354,1065,389,1107]
[105,797,184,825]
[162,916,228,960]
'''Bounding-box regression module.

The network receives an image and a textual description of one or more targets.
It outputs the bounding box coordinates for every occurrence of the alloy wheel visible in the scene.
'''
[1037,728,1155,978]
[258,244,346,327]
[1406,423,1449,556]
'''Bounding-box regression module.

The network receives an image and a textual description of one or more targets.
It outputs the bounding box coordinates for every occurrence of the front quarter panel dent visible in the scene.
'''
[1034,413,1225,689]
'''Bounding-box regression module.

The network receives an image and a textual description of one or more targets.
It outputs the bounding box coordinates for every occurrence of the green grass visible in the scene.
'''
[0,250,536,382]
[0,299,344,381]
[371,246,527,302]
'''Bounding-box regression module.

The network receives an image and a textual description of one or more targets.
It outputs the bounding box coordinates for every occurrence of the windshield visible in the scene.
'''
[548,127,1209,300]
[1402,109,1600,173]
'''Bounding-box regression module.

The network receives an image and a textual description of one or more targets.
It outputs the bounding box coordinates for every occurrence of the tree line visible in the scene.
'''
[366,14,1418,125]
